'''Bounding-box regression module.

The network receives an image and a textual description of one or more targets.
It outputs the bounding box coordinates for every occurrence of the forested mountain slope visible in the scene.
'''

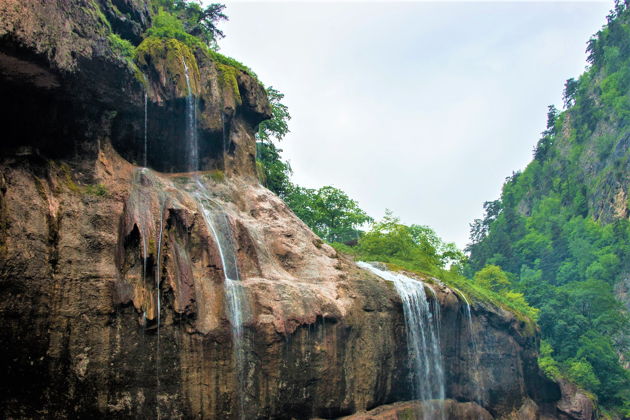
[466,1,630,415]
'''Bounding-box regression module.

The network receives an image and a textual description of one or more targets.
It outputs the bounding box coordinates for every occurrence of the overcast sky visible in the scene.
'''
[215,1,612,249]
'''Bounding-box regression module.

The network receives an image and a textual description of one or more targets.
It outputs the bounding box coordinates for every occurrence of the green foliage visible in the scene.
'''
[567,359,601,391]
[356,210,462,272]
[141,4,259,91]
[108,33,135,60]
[469,264,539,322]
[285,186,372,243]
[331,211,538,329]
[473,264,510,292]
[467,1,630,411]
[84,184,108,197]
[539,340,562,380]
[441,269,539,333]
[256,142,293,197]
[255,86,293,195]
[576,330,630,404]
[85,1,112,33]
[215,62,241,103]
[208,50,259,81]
[135,37,200,95]
[258,87,291,142]
[151,1,227,49]
[202,170,224,183]
[145,8,207,51]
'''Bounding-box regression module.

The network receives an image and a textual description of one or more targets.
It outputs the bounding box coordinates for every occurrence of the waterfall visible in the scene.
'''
[193,182,245,322]
[182,59,198,172]
[357,262,445,419]
[180,58,247,418]
[143,91,148,168]
[457,291,485,411]
[193,182,247,413]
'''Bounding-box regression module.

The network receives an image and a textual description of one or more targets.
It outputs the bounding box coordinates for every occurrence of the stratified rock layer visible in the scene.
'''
[0,144,562,419]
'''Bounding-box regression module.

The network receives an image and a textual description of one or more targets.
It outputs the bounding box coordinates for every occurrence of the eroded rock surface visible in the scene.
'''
[336,399,493,420]
[0,143,563,418]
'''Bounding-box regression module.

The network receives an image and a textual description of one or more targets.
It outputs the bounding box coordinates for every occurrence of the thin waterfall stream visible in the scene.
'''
[457,290,485,411]
[357,262,445,420]
[182,59,198,172]
[181,58,247,419]
[143,91,148,168]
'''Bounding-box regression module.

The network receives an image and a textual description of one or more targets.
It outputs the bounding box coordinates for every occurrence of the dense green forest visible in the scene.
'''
[466,1,630,414]
[259,1,630,415]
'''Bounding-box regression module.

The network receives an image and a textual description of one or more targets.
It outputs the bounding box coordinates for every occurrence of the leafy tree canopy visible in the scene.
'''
[473,264,510,292]
[151,0,227,49]
[466,0,630,410]
[285,186,372,243]
[257,87,291,143]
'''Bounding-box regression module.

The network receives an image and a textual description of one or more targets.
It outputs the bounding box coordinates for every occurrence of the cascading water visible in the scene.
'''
[457,291,485,411]
[357,262,445,420]
[143,91,148,168]
[181,58,247,418]
[182,59,198,172]
[192,181,248,418]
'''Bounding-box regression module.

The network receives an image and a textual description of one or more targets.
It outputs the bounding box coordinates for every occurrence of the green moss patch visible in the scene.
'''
[215,63,242,104]
[135,37,200,97]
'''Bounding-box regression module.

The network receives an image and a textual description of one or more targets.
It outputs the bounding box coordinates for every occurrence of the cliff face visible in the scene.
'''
[0,1,571,419]
[0,0,269,177]
[0,150,561,419]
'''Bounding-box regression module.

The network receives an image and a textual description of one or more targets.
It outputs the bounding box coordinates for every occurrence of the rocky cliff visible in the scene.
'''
[0,1,580,419]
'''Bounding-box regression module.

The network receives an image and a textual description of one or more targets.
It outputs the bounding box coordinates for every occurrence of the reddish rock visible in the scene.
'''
[337,399,493,420]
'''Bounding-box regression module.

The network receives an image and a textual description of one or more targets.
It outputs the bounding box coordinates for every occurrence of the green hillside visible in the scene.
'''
[466,1,630,415]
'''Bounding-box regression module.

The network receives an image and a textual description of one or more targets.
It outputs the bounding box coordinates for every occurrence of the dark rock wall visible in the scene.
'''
[0,0,270,177]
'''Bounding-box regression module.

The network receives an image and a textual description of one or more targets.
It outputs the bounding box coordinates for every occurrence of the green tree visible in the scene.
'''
[473,264,510,292]
[257,87,291,143]
[358,211,424,263]
[285,186,372,243]
[538,340,561,379]
[356,211,461,272]
[152,1,228,49]
[577,330,630,405]
[256,142,293,198]
[567,359,601,391]
[256,86,293,196]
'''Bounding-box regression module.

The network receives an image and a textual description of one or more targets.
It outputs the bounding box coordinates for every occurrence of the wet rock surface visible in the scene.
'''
[0,144,566,419]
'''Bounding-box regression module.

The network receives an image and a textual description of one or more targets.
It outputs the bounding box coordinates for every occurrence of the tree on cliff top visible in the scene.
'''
[256,86,293,195]
[356,210,464,272]
[285,186,372,243]
[152,0,228,49]
[257,87,291,143]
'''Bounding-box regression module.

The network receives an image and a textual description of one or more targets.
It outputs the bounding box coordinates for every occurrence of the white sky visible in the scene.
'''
[215,1,612,249]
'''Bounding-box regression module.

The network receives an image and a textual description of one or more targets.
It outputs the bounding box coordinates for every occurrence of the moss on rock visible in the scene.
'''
[84,0,112,34]
[135,37,201,97]
[215,62,242,105]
